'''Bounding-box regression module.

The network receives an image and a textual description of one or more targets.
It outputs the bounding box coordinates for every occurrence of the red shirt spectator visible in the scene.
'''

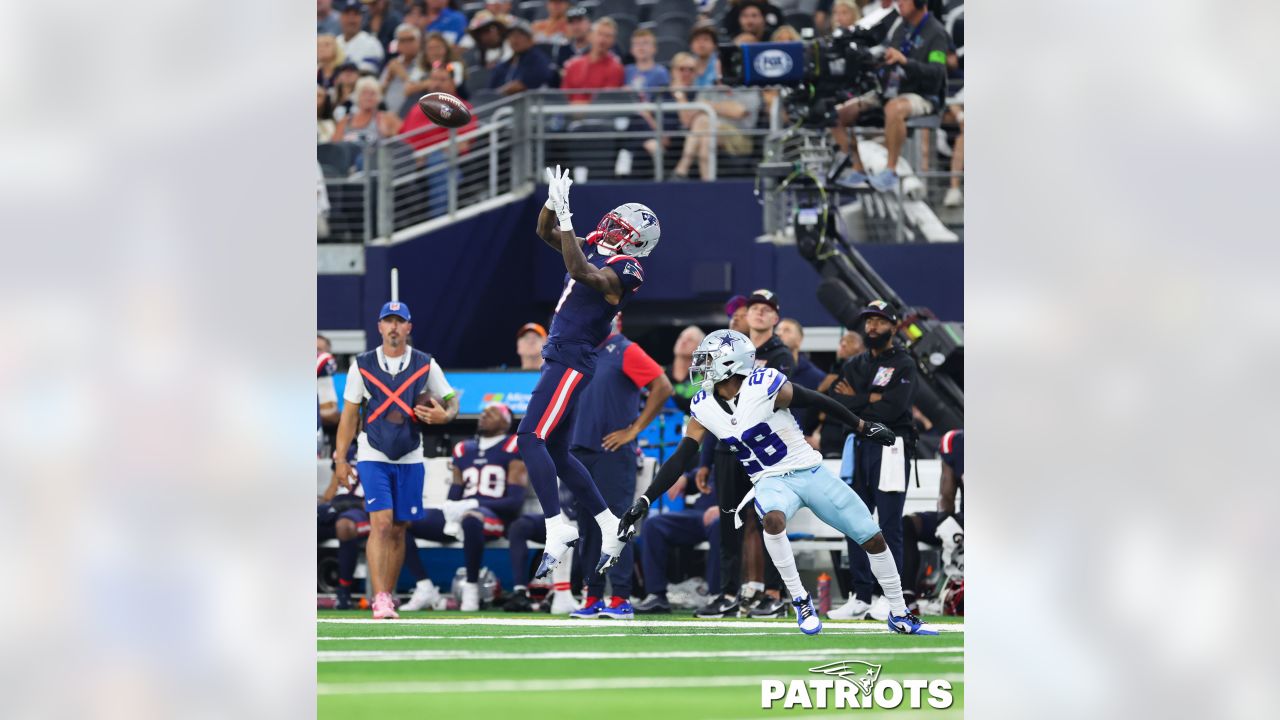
[560,18,624,103]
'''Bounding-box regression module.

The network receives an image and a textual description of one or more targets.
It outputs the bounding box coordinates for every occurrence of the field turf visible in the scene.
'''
[317,610,964,718]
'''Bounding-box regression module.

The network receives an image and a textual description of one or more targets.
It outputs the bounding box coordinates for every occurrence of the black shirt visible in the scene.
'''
[829,343,917,435]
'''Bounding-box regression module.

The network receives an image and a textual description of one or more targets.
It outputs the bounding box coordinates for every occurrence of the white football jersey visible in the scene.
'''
[689,367,823,483]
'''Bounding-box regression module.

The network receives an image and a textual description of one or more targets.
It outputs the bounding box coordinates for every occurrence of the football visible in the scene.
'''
[418,92,471,129]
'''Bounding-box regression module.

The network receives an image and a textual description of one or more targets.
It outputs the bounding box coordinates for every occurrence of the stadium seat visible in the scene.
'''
[655,37,684,64]
[595,0,639,21]
[466,65,493,93]
[650,0,698,22]
[612,15,639,47]
[653,14,694,40]
[518,0,545,21]
[784,11,815,32]
[468,88,503,113]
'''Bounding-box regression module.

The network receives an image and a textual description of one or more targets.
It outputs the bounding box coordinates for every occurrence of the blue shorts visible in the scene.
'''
[358,461,425,522]
[516,359,592,441]
[753,464,882,545]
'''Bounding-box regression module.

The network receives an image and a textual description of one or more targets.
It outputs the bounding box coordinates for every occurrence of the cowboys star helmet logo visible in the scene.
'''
[808,661,882,696]
[717,335,739,351]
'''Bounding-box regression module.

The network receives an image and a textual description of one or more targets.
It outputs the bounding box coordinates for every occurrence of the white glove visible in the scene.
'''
[552,165,574,231]
[544,165,562,209]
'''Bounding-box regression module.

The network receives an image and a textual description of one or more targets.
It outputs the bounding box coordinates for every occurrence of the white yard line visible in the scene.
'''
[317,617,964,632]
[318,629,937,641]
[318,673,966,696]
[318,647,962,663]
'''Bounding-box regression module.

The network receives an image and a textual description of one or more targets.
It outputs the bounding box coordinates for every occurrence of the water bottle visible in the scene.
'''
[817,572,831,615]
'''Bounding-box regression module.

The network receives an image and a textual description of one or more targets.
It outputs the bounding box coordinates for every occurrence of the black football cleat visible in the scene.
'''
[749,596,789,618]
[503,589,534,612]
[694,594,741,618]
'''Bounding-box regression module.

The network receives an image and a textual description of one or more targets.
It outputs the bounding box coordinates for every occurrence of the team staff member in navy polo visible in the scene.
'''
[334,301,458,619]
[826,299,918,620]
[568,314,672,619]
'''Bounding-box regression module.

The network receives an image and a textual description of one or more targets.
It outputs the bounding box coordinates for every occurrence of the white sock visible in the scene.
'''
[594,508,619,536]
[747,581,765,594]
[867,548,908,616]
[762,530,808,600]
[545,512,570,533]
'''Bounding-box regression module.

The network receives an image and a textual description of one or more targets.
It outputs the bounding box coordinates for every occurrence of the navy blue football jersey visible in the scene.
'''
[450,435,521,499]
[546,245,644,356]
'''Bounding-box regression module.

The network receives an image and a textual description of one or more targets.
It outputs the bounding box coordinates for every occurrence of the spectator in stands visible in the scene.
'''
[831,0,948,193]
[669,40,761,180]
[490,20,555,96]
[666,325,705,414]
[421,31,466,89]
[463,11,513,70]
[332,76,404,144]
[422,0,468,45]
[328,62,362,121]
[318,34,346,88]
[319,0,342,35]
[337,1,386,73]
[561,17,624,104]
[532,0,571,44]
[515,323,547,370]
[941,0,964,207]
[568,317,673,619]
[687,23,720,88]
[554,6,593,69]
[770,25,801,42]
[318,86,337,142]
[625,29,670,92]
[363,0,403,52]
[633,484,721,614]
[486,0,514,15]
[400,64,477,215]
[381,24,427,117]
[722,0,781,42]
[819,0,860,35]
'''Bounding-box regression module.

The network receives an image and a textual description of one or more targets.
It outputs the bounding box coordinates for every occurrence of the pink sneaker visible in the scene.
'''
[372,592,399,620]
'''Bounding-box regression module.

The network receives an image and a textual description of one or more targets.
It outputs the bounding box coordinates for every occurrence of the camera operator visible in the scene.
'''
[826,300,918,620]
[829,0,949,193]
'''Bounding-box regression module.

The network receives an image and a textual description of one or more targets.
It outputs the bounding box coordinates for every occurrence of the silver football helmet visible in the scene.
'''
[691,329,756,391]
[593,202,661,257]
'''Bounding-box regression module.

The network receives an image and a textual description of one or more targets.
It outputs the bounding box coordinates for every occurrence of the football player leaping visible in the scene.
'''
[618,330,938,636]
[517,166,661,580]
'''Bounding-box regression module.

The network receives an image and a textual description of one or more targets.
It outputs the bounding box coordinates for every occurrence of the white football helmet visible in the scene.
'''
[592,202,661,257]
[691,329,756,391]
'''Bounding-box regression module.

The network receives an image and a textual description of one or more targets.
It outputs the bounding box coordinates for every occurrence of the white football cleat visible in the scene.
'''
[550,590,578,615]
[400,579,440,612]
[459,581,481,612]
[595,512,626,574]
[827,595,873,620]
[535,518,580,580]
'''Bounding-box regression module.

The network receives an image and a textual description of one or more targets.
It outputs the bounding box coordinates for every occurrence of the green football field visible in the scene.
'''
[317,610,964,718]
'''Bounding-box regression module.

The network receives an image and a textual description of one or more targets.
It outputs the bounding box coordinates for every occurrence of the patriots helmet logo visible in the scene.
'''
[808,661,882,696]
[639,210,658,227]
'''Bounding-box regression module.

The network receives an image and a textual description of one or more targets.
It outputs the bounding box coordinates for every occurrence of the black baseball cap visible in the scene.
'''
[746,289,779,313]
[566,6,590,20]
[858,299,899,324]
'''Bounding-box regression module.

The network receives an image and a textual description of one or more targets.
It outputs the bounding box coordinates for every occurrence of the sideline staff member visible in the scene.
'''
[334,301,459,620]
[827,299,917,619]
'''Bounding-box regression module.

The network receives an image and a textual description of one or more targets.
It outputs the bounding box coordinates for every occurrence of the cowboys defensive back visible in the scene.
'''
[618,330,937,635]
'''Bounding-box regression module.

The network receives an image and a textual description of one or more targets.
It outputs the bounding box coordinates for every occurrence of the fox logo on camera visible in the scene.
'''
[752,49,795,78]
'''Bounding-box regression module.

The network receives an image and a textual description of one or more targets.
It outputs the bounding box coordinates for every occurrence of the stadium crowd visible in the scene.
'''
[317,0,964,198]
[318,287,963,619]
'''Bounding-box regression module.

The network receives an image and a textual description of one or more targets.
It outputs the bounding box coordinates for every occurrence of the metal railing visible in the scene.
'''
[317,87,779,243]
